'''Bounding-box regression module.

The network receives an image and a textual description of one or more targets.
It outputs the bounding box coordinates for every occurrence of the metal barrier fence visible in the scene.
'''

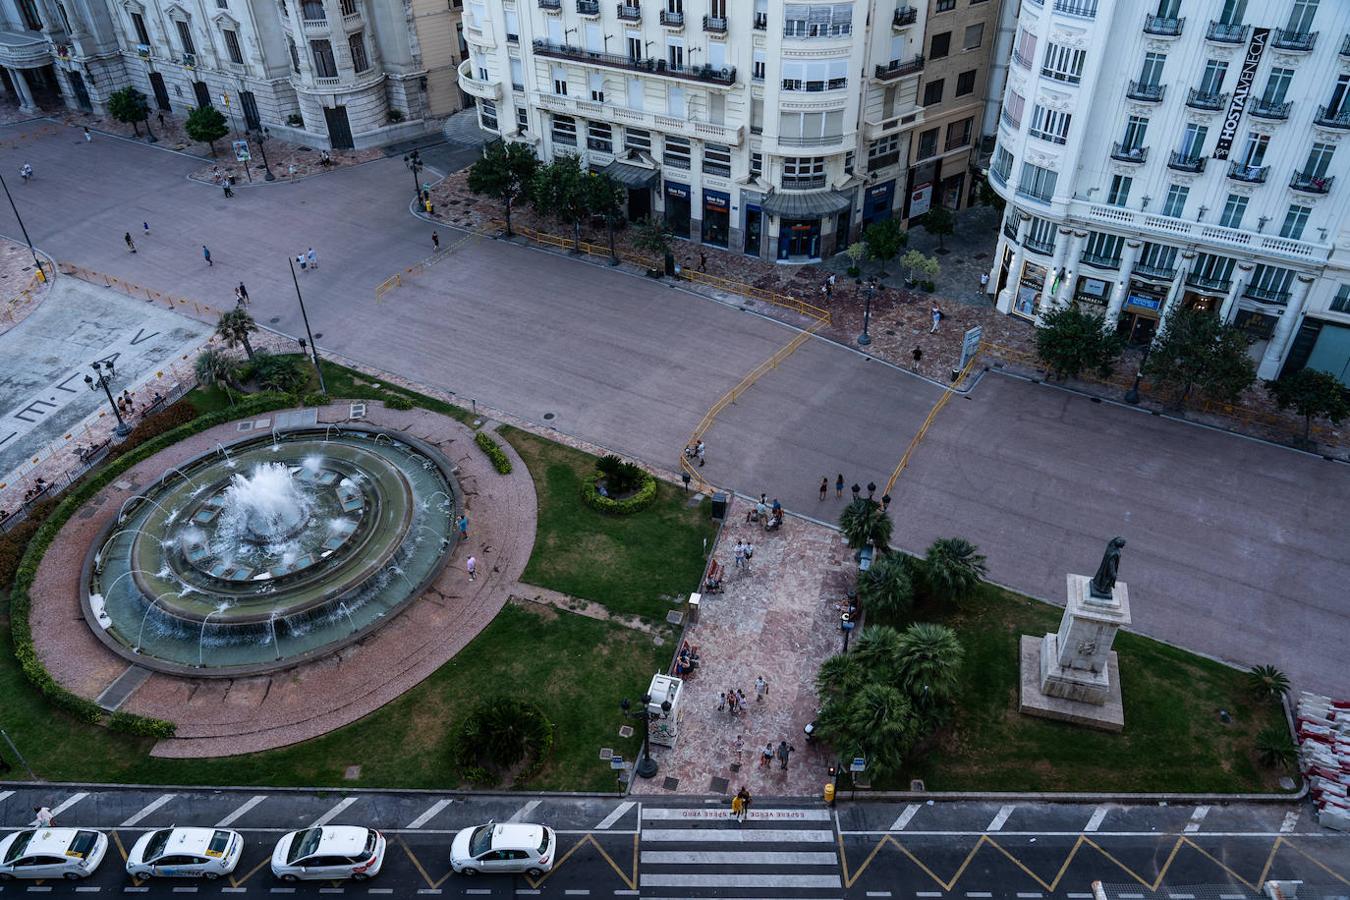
[1,266,49,325]
[884,348,983,495]
[57,262,226,323]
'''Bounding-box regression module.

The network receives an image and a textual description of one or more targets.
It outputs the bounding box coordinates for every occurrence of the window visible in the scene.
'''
[587,122,613,152]
[918,128,938,159]
[782,2,854,38]
[1138,242,1177,274]
[1218,193,1247,228]
[1017,162,1057,202]
[623,127,651,152]
[751,97,763,132]
[667,84,686,116]
[223,28,243,64]
[991,145,1013,182]
[1280,204,1311,240]
[1328,74,1350,117]
[348,31,369,72]
[505,9,518,41]
[956,69,976,96]
[1177,123,1207,158]
[667,40,683,70]
[1013,27,1036,68]
[130,11,150,44]
[1160,183,1188,217]
[844,150,854,174]
[1331,284,1350,313]
[946,117,972,151]
[935,0,954,10]
[1218,0,1246,26]
[551,114,577,146]
[626,76,643,109]
[963,23,983,49]
[1193,252,1236,286]
[1083,231,1123,265]
[750,152,763,178]
[287,35,300,72]
[1028,104,1070,144]
[1025,217,1057,253]
[1041,42,1085,84]
[869,133,901,169]
[510,57,523,90]
[782,156,826,187]
[1249,264,1295,303]
[479,99,497,130]
[16,0,41,30]
[309,39,336,76]
[516,106,528,132]
[1001,88,1025,128]
[1285,0,1316,32]
[1106,174,1131,206]
[589,72,605,102]
[703,143,731,177]
[1240,132,1269,166]
[752,50,765,80]
[1262,67,1293,104]
[301,0,324,18]
[930,31,950,59]
[1305,142,1335,178]
[176,19,196,54]
[339,0,356,14]
[663,135,691,168]
[552,65,567,95]
[922,79,943,105]
[1199,60,1227,95]
[779,109,845,144]
[1121,115,1149,151]
[1139,52,1165,86]
[781,58,849,91]
[456,23,465,55]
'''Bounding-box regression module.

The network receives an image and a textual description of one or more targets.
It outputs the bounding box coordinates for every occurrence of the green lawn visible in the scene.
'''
[501,427,717,621]
[903,585,1293,793]
[314,359,471,423]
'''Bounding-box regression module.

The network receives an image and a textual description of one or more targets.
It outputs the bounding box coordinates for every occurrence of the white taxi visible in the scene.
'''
[126,827,243,880]
[449,822,555,877]
[0,828,108,881]
[270,826,385,882]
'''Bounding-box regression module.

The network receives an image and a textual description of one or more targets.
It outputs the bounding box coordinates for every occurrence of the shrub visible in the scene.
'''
[1256,725,1297,770]
[0,499,55,593]
[301,391,328,407]
[581,470,657,515]
[1247,664,1291,699]
[108,710,176,738]
[596,454,645,494]
[387,109,406,123]
[451,697,554,787]
[385,395,415,411]
[107,401,199,462]
[247,351,307,394]
[285,113,303,127]
[475,431,513,474]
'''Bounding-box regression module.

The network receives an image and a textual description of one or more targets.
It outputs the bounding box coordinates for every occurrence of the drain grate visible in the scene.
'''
[349,402,367,419]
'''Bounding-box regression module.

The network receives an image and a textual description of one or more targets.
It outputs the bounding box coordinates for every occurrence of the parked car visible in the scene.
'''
[126,827,242,879]
[0,828,107,881]
[450,822,555,876]
[270,826,385,882]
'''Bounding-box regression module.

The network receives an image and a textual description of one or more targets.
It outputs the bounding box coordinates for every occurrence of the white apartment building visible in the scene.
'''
[459,0,930,261]
[987,0,1350,384]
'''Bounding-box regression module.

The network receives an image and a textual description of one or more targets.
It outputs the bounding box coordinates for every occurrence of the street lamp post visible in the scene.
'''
[620,695,663,779]
[1124,342,1154,404]
[0,170,46,279]
[403,150,423,203]
[288,257,328,397]
[255,126,276,181]
[857,277,876,346]
[85,360,131,437]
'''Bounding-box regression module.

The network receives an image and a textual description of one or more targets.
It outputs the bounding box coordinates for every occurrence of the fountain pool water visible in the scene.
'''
[84,427,458,675]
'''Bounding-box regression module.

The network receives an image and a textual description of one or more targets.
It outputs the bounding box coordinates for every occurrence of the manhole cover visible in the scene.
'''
[618,725,634,738]
[269,317,280,324]
[599,747,614,760]
[662,776,680,791]
[313,332,323,340]
[543,412,555,420]
[709,776,729,794]
[343,765,362,780]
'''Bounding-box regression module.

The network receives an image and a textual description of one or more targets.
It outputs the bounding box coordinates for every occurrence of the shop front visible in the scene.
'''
[1013,260,1045,319]
[862,180,896,225]
[743,197,764,257]
[1073,275,1111,310]
[1118,283,1167,344]
[602,160,658,225]
[1181,287,1222,314]
[763,189,851,262]
[664,182,692,240]
[1284,317,1350,385]
[701,190,730,248]
[904,160,938,221]
[940,171,965,211]
[1233,309,1278,364]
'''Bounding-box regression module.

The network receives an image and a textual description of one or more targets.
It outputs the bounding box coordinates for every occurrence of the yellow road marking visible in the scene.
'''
[228,856,270,889]
[110,830,144,888]
[526,834,637,891]
[884,345,982,496]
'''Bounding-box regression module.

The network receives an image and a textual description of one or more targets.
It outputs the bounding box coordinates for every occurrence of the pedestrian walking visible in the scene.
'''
[457,514,469,539]
[432,230,440,250]
[31,806,54,828]
[237,282,250,304]
[83,126,92,142]
[828,272,836,290]
[696,440,705,467]
[912,345,923,370]
[835,474,844,498]
[124,232,136,253]
[142,221,150,236]
[732,734,744,766]
[306,247,317,269]
[736,787,752,823]
[733,540,746,569]
[718,691,727,712]
[234,285,244,306]
[737,688,747,708]
[202,245,212,266]
[222,181,234,199]
[297,253,306,271]
[698,251,707,273]
[466,555,476,581]
[819,477,828,501]
[979,272,990,290]
[755,675,768,701]
[776,740,795,771]
[730,788,747,823]
[851,483,861,500]
[157,112,165,130]
[822,279,833,300]
[742,542,753,568]
[930,302,942,333]
[760,743,774,768]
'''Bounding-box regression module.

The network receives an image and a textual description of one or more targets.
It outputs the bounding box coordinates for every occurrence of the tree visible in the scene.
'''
[839,498,892,551]
[1266,368,1349,444]
[900,249,940,286]
[631,216,674,274]
[184,105,229,156]
[194,347,240,405]
[1255,725,1297,770]
[1247,664,1290,700]
[215,308,258,360]
[466,140,539,237]
[856,552,914,624]
[844,241,867,277]
[530,155,591,253]
[584,172,626,265]
[107,86,150,137]
[922,205,955,252]
[1035,305,1126,380]
[1146,306,1256,409]
[895,622,964,706]
[921,537,987,603]
[815,680,921,781]
[863,218,906,277]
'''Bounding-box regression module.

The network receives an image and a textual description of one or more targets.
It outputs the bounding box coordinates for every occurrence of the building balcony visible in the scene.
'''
[894,6,917,27]
[1003,218,1019,240]
[703,14,726,33]
[1186,271,1232,292]
[1110,142,1147,163]
[1186,87,1227,111]
[989,165,1010,187]
[1168,151,1205,173]
[1143,14,1183,36]
[1126,80,1165,102]
[1025,235,1056,254]
[1271,27,1316,51]
[1315,104,1350,129]
[1290,170,1334,194]
[576,0,599,14]
[1249,98,1292,120]
[874,55,924,80]
[1244,284,1291,305]
[135,42,151,58]
[543,93,746,145]
[1080,250,1121,269]
[1342,34,1350,58]
[870,150,901,170]
[1084,202,1326,265]
[1206,20,1249,43]
[1227,161,1268,183]
[754,11,766,29]
[457,59,501,100]
[782,174,828,190]
[1052,0,1096,18]
[539,0,560,8]
[617,3,640,20]
[1133,260,1176,280]
[531,40,736,85]
[660,9,683,26]
[300,17,328,32]
[779,134,846,148]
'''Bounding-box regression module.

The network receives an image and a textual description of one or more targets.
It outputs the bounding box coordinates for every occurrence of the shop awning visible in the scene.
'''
[602,160,660,189]
[762,189,851,219]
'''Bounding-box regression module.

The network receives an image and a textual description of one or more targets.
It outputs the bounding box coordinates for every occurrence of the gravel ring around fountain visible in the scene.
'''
[29,401,537,758]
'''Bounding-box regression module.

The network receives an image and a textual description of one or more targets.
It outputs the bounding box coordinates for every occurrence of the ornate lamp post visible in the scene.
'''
[254,126,276,181]
[403,149,424,202]
[857,276,877,346]
[620,694,665,779]
[85,360,131,437]
[1123,343,1154,404]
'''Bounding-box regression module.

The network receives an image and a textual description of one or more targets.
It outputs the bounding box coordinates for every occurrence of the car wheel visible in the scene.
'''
[526,867,543,878]
[130,870,150,879]
[0,873,13,882]
[281,874,299,883]
[460,867,478,876]
[64,872,82,881]
[204,872,220,880]
[352,873,370,882]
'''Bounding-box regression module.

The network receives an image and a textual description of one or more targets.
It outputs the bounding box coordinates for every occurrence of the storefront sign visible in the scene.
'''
[1125,292,1162,312]
[1075,276,1110,306]
[664,183,689,199]
[703,190,729,210]
[1214,28,1270,160]
[909,183,933,218]
[960,326,983,370]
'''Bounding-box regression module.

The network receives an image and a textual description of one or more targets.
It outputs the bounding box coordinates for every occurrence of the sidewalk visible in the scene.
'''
[0,237,49,335]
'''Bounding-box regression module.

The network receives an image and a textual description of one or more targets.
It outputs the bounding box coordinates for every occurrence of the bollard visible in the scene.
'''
[823,782,835,806]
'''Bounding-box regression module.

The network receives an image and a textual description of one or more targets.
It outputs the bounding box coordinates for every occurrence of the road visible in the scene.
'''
[0,786,1346,898]
[1,120,1347,694]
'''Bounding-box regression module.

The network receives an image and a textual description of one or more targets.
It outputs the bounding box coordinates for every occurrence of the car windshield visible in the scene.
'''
[68,832,99,859]
[143,829,172,862]
[468,826,493,857]
[362,830,377,857]
[3,831,34,864]
[208,831,232,856]
[287,829,323,864]
[539,829,551,853]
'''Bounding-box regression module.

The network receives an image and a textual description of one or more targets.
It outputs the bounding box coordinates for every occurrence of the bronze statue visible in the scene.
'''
[1089,536,1126,598]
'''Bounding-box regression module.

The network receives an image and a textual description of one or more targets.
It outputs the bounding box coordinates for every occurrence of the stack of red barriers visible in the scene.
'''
[1297,691,1350,831]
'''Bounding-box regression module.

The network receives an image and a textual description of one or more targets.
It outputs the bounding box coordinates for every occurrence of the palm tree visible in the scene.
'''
[857,552,914,624]
[839,498,893,551]
[194,347,240,405]
[895,622,964,705]
[215,308,258,360]
[817,682,919,781]
[922,537,988,602]
[1255,725,1297,770]
[1247,664,1290,700]
[815,652,868,699]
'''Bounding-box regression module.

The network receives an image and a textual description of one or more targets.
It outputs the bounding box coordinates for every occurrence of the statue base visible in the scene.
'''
[1019,636,1124,732]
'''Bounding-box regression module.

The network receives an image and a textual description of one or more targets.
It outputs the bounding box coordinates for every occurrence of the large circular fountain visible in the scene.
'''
[82,426,458,675]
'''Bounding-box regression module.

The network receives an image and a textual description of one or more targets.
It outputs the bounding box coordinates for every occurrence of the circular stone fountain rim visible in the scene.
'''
[79,423,461,678]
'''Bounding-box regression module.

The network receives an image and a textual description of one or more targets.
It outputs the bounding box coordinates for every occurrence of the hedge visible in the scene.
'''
[580,469,657,515]
[474,431,512,474]
[7,392,294,740]
[385,395,415,411]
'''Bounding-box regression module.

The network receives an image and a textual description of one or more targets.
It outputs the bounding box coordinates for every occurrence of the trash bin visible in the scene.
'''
[687,592,701,624]
[711,492,728,520]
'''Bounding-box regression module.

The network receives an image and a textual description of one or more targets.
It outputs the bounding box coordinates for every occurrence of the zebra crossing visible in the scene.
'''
[638,805,843,897]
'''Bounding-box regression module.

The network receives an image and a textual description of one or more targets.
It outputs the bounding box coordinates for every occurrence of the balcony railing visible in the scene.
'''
[1052,0,1096,18]
[1342,34,1350,58]
[1244,284,1291,305]
[1227,161,1268,183]
[1249,98,1292,120]
[780,134,846,147]
[1186,87,1226,111]
[870,151,901,170]
[1168,151,1205,173]
[1133,260,1177,280]
[180,51,197,67]
[617,2,640,20]
[532,40,736,84]
[753,11,766,29]
[577,0,599,13]
[894,6,917,27]
[1143,14,1183,36]
[1186,272,1232,292]
[782,174,828,189]
[660,9,683,26]
[1025,235,1056,254]
[1080,250,1121,269]
[1290,170,1334,193]
[874,55,924,80]
[1315,104,1350,129]
[1206,20,1249,43]
[989,164,1010,186]
[1000,108,1020,130]
[539,0,561,8]
[1272,27,1317,51]
[703,14,726,32]
[1126,80,1166,102]
[1111,142,1147,163]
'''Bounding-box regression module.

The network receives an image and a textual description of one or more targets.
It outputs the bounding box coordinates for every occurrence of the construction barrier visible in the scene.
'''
[57,262,225,322]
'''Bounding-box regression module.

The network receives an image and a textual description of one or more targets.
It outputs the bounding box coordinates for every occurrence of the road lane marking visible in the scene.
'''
[507,799,541,823]
[563,892,590,896]
[596,801,636,830]
[466,892,493,896]
[641,807,830,821]
[1280,811,1299,833]
[890,804,920,831]
[1183,806,1210,833]
[1168,894,1195,899]
[867,893,892,898]
[1068,893,1094,897]
[1220,895,1248,899]
[368,891,393,895]
[1119,893,1144,898]
[75,889,101,894]
[171,889,198,894]
[24,888,51,893]
[641,850,839,865]
[217,795,269,828]
[1017,893,1043,897]
[639,873,843,888]
[51,792,89,817]
[986,805,1015,832]
[268,890,295,895]
[917,892,943,897]
[516,891,541,896]
[1084,806,1108,832]
[405,799,452,830]
[415,891,442,895]
[121,793,177,827]
[311,797,359,827]
[221,890,248,894]
[0,791,13,806]
[641,828,834,843]
[967,893,993,898]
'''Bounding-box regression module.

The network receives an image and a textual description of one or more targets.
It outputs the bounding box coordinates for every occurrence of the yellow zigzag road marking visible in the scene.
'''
[526,833,638,891]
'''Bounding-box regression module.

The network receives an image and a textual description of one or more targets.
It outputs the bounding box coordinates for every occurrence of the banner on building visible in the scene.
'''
[1214,27,1270,160]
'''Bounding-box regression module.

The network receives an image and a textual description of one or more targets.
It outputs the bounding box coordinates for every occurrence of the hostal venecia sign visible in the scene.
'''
[1214,27,1271,160]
